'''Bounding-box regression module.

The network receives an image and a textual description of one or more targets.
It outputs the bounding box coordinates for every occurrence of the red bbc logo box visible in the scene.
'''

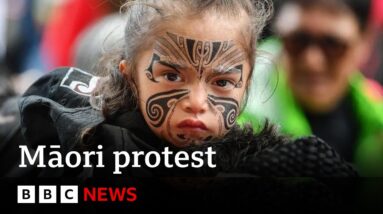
[17,185,78,204]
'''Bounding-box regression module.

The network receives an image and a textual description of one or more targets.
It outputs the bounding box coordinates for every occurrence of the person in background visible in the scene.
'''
[239,0,383,176]
[362,0,383,85]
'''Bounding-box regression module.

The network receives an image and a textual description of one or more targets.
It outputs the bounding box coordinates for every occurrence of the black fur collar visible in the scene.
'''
[190,122,358,177]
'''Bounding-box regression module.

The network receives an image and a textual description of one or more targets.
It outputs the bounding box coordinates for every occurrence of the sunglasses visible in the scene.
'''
[282,31,351,59]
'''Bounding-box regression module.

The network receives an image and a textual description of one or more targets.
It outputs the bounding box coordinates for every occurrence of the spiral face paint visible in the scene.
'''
[146,89,189,128]
[207,95,239,130]
[138,31,249,147]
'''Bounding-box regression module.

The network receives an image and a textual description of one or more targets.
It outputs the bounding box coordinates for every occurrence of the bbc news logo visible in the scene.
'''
[18,185,78,204]
[17,185,137,204]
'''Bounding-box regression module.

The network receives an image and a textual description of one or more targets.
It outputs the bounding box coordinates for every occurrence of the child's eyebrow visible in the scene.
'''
[157,60,186,71]
[212,65,243,75]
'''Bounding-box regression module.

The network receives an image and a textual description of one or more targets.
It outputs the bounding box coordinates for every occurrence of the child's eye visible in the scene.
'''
[213,79,235,89]
[163,72,182,82]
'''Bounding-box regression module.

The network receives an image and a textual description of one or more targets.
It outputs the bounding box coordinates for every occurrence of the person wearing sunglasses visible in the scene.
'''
[240,0,383,176]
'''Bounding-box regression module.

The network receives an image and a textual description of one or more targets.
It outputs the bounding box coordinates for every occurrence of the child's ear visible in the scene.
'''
[119,60,129,76]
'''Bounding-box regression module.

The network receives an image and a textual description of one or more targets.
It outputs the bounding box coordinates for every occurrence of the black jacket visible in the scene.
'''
[1,67,357,178]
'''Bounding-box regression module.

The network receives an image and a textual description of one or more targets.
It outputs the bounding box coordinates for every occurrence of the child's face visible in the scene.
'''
[135,15,251,147]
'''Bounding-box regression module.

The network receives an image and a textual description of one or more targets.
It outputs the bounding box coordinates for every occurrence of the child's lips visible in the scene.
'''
[177,119,208,131]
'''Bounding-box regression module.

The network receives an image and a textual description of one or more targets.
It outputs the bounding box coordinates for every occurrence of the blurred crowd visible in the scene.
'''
[0,0,121,97]
[0,0,383,176]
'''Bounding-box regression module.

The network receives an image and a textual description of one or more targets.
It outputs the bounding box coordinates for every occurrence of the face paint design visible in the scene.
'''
[145,53,160,83]
[175,134,214,144]
[232,65,244,88]
[142,32,247,145]
[207,95,239,130]
[146,32,246,83]
[146,89,189,127]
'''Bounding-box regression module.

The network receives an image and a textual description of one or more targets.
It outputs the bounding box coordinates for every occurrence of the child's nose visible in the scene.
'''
[181,83,209,114]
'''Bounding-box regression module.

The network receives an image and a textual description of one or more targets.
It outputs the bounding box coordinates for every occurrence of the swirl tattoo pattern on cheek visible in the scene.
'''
[151,32,246,80]
[208,95,239,130]
[146,89,189,128]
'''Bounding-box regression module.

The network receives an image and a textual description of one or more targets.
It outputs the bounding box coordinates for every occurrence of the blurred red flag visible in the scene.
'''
[372,0,383,27]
